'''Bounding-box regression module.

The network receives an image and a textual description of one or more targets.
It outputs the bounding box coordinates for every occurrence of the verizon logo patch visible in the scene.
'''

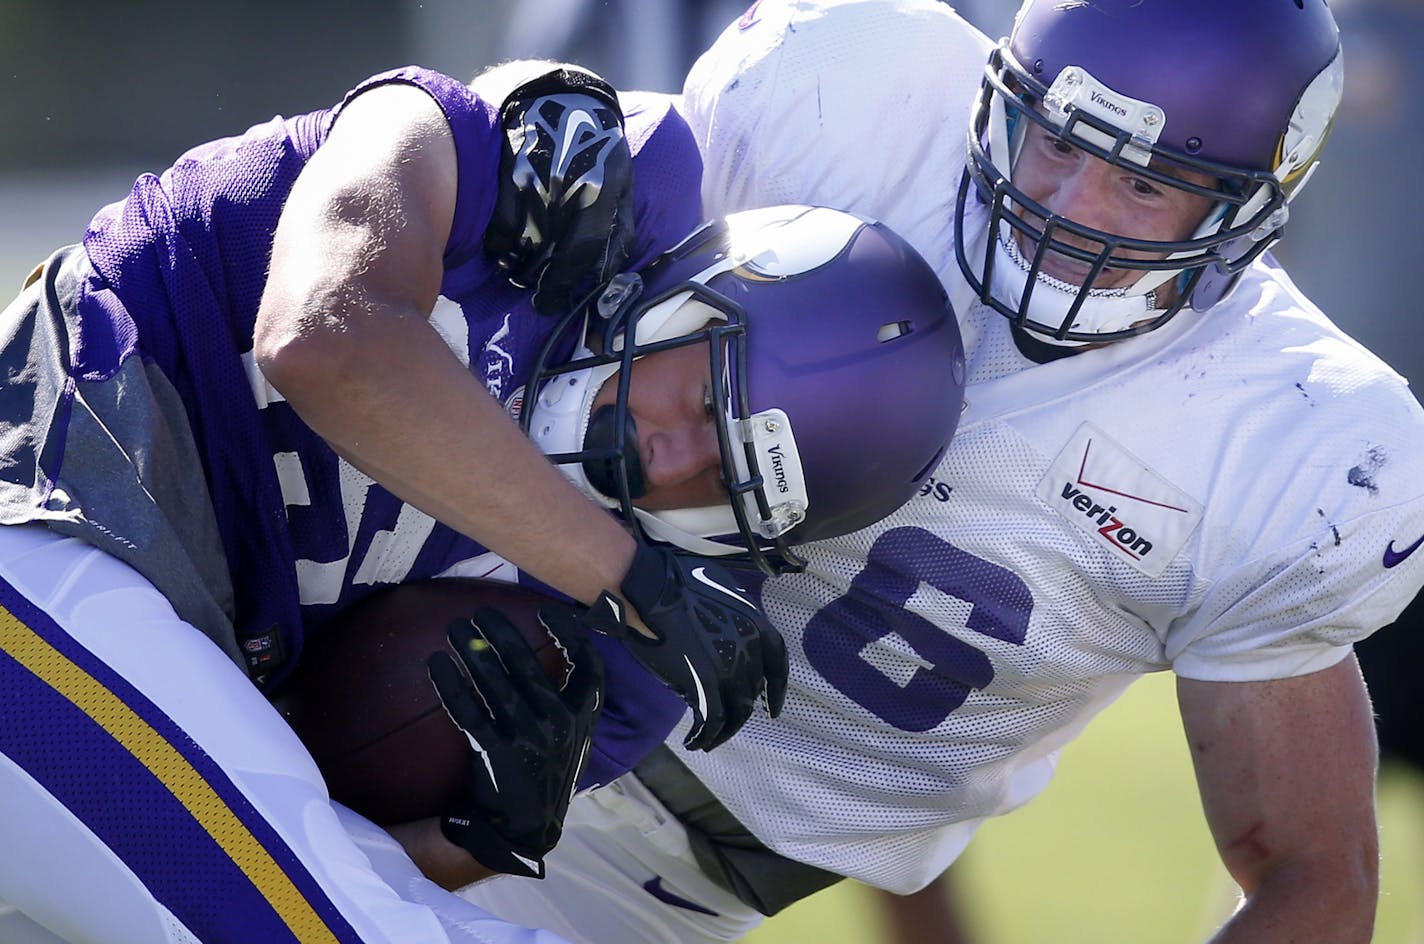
[1036,423,1202,578]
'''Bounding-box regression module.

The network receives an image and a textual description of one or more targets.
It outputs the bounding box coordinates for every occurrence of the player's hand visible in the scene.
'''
[485,67,636,315]
[580,543,788,752]
[426,605,602,879]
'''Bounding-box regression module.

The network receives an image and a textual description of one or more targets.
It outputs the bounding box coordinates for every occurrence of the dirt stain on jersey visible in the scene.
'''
[1313,509,1342,556]
[1347,445,1387,495]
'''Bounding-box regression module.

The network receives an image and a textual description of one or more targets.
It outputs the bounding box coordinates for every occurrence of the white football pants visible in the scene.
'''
[0,524,570,944]
[461,772,765,944]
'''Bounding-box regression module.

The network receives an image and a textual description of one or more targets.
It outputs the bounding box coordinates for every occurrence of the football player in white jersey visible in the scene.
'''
[459,1,1424,941]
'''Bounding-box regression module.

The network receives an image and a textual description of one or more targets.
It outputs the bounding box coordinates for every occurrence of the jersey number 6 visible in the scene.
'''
[802,527,1032,732]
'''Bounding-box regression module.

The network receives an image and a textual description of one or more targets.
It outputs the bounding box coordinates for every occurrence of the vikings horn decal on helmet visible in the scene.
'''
[955,0,1343,346]
[523,205,967,575]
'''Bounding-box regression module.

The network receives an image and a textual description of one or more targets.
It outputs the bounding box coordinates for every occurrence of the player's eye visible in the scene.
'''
[1129,176,1162,197]
[703,384,717,421]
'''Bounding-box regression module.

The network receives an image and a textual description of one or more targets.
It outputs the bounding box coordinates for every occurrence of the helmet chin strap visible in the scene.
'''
[989,225,1165,345]
[634,506,743,557]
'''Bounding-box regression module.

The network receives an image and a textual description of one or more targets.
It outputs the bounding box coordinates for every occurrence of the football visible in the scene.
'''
[272,577,569,826]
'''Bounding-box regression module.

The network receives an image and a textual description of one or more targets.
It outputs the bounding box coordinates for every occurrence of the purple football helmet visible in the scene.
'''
[956,0,1343,346]
[524,205,966,574]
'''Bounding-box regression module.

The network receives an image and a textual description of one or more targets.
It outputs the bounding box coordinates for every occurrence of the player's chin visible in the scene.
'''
[1038,250,1119,289]
[1023,237,1141,291]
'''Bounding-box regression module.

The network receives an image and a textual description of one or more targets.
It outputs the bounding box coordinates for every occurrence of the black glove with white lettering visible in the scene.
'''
[426,605,602,878]
[579,543,788,752]
[485,67,636,315]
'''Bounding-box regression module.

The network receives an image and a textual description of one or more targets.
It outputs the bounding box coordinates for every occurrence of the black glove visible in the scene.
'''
[426,605,603,878]
[580,543,788,752]
[485,67,636,315]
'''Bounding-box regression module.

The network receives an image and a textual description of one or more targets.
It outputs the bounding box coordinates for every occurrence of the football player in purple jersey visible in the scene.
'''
[454,2,1424,943]
[0,43,975,942]
[0,60,672,944]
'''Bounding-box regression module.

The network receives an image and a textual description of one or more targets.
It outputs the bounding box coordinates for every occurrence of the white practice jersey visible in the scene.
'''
[675,0,1424,894]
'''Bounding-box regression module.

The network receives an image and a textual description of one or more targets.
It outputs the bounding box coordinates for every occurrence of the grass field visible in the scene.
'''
[745,672,1424,944]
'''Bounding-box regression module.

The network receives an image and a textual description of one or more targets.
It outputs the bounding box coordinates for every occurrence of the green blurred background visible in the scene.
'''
[745,673,1424,943]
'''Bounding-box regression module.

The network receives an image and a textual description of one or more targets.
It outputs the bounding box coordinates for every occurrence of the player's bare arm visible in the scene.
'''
[1179,655,1378,943]
[255,82,637,606]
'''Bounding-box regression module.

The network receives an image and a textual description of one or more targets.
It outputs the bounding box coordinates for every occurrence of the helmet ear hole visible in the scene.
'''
[877,321,913,342]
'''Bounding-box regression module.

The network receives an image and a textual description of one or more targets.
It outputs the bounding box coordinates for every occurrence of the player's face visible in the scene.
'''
[1011,122,1216,293]
[589,340,727,512]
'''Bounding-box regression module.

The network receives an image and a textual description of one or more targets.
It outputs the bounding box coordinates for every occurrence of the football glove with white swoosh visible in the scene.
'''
[485,67,635,316]
[427,605,602,879]
[580,543,788,752]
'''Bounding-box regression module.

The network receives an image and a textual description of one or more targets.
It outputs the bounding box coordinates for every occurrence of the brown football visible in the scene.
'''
[272,578,568,826]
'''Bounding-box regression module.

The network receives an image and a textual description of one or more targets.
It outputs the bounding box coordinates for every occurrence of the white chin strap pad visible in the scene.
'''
[989,226,1162,341]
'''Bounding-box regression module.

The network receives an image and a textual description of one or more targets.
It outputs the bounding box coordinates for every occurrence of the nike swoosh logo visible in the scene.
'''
[433,687,503,790]
[683,654,709,720]
[642,877,720,915]
[1383,533,1424,568]
[554,109,599,179]
[690,567,754,608]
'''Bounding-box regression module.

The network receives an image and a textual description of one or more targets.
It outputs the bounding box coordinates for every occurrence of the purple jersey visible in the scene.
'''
[3,69,703,684]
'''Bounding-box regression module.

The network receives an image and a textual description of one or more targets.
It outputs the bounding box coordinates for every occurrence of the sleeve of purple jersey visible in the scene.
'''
[330,67,504,271]
[616,92,707,271]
